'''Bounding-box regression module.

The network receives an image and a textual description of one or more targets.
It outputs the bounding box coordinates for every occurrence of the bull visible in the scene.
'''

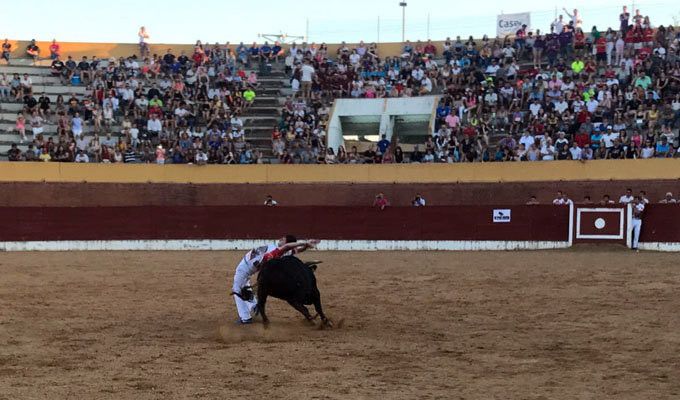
[253,256,332,328]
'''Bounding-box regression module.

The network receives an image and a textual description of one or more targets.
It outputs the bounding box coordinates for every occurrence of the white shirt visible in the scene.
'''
[633,202,645,219]
[236,244,277,276]
[619,194,634,204]
[519,134,535,149]
[74,153,89,163]
[147,118,162,132]
[586,99,599,113]
[602,132,619,148]
[529,103,542,116]
[569,146,582,160]
[300,64,315,82]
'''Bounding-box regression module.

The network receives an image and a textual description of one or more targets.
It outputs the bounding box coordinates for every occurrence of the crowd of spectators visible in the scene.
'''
[3,7,680,164]
[275,6,680,164]
[5,37,270,163]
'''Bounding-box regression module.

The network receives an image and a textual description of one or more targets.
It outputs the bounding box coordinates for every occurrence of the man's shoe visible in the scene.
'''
[237,318,253,325]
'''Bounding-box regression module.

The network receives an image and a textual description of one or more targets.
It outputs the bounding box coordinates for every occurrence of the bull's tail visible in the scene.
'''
[231,285,256,301]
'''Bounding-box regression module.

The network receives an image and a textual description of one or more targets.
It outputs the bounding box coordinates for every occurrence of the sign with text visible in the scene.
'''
[493,209,512,223]
[497,12,531,37]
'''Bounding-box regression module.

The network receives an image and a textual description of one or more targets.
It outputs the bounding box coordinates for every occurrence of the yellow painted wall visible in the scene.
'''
[0,160,678,184]
[6,39,430,60]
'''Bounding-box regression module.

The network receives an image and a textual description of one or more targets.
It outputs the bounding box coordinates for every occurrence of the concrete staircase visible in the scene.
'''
[0,58,291,159]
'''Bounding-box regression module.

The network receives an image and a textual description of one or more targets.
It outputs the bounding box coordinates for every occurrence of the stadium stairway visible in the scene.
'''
[0,58,291,159]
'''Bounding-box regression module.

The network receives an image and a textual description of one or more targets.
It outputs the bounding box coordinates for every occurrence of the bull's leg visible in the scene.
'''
[311,289,331,327]
[287,300,315,323]
[256,286,269,327]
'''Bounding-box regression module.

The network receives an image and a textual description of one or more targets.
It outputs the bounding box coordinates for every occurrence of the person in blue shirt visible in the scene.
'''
[377,134,390,154]
[248,42,260,65]
[655,137,670,157]
[271,42,282,62]
[260,42,272,62]
[436,102,451,118]
[590,131,603,151]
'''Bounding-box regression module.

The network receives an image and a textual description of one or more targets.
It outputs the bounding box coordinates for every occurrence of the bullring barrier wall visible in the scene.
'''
[1,204,678,251]
[0,205,571,251]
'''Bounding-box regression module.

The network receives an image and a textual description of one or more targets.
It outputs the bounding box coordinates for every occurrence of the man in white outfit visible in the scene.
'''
[231,235,315,324]
[630,196,645,251]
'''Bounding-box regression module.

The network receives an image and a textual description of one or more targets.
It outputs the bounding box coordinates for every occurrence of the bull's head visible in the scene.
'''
[303,260,322,271]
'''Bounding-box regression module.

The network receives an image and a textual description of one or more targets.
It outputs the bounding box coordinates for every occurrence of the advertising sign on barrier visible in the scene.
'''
[493,209,512,223]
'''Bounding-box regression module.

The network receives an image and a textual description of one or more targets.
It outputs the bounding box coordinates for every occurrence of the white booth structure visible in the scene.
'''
[326,96,440,152]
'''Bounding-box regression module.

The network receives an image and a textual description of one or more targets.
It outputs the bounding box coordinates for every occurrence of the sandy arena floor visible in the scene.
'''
[1,249,679,399]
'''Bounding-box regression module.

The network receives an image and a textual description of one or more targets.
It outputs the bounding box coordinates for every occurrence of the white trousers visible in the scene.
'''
[631,218,642,249]
[232,264,257,321]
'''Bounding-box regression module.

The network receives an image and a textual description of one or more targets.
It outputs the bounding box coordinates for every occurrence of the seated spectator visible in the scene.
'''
[7,143,23,161]
[26,39,39,61]
[526,195,540,205]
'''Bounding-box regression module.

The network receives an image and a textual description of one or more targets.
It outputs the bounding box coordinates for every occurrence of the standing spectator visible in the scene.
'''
[2,39,11,64]
[300,60,315,99]
[49,39,60,60]
[373,193,389,210]
[552,191,565,205]
[138,26,150,57]
[377,134,390,154]
[619,188,634,204]
[630,196,645,251]
[412,193,426,207]
[264,195,278,206]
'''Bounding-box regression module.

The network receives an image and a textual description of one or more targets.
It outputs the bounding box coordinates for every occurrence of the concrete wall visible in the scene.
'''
[1,160,680,184]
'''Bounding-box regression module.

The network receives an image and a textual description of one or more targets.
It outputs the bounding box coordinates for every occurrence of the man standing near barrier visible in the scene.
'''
[231,235,316,324]
[631,196,645,251]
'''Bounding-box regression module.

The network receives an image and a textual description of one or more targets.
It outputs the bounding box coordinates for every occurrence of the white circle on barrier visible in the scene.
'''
[594,218,606,230]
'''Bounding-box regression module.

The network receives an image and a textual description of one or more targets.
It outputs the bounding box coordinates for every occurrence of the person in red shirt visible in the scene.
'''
[49,39,60,60]
[574,130,591,148]
[595,36,607,64]
[373,193,389,210]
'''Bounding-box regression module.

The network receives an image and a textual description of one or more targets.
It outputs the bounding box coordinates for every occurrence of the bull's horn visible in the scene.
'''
[304,260,323,266]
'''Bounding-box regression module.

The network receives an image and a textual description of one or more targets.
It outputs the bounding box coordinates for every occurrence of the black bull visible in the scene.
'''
[253,256,330,327]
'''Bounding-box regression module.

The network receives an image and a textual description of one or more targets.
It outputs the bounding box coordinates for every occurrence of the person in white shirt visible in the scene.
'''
[411,194,426,207]
[74,150,89,163]
[659,192,677,204]
[195,150,208,165]
[529,100,542,117]
[630,196,645,250]
[554,98,568,114]
[231,236,315,324]
[420,77,432,94]
[569,142,583,160]
[554,131,569,148]
[552,191,565,205]
[586,98,599,113]
[619,189,634,204]
[602,126,618,149]
[540,138,555,160]
[519,132,535,149]
[147,115,162,136]
[300,60,315,99]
